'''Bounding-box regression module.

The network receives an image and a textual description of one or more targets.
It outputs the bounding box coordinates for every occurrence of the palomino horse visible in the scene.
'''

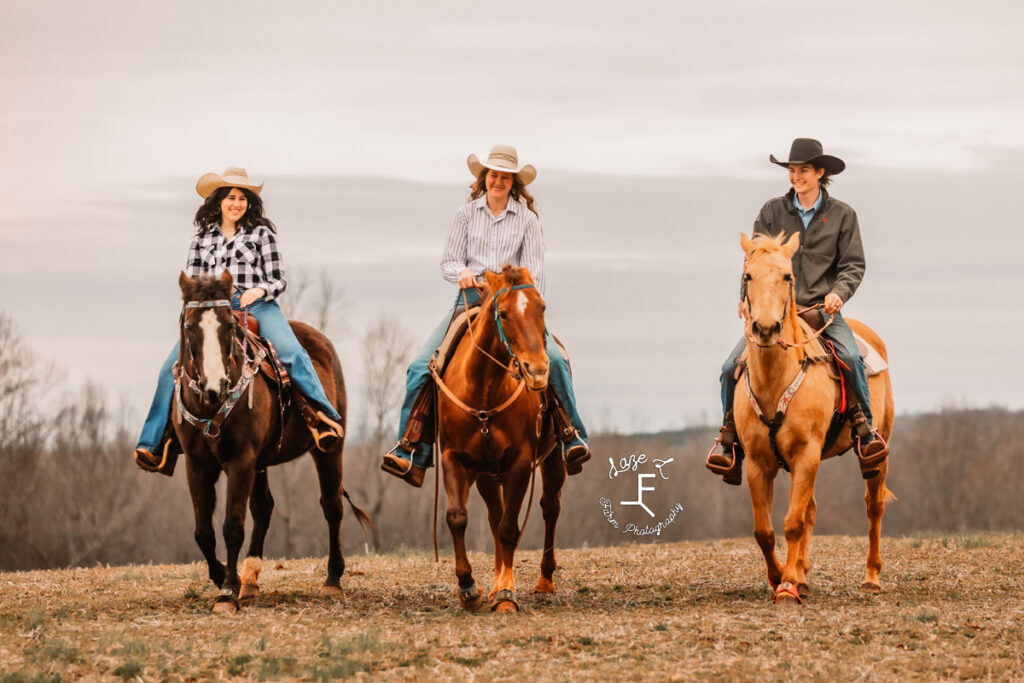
[174,271,369,614]
[435,266,561,613]
[737,232,895,604]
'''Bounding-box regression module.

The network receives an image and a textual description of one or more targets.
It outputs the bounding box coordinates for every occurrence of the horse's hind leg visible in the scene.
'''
[475,474,504,602]
[240,470,274,599]
[862,458,889,593]
[535,447,565,594]
[444,454,482,611]
[312,447,345,594]
[186,457,225,590]
[746,459,782,589]
[796,494,816,598]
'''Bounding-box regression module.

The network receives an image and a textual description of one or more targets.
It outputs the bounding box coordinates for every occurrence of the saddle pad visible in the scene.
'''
[734,320,885,380]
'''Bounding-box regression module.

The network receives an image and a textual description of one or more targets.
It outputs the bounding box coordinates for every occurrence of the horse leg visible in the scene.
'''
[213,456,257,615]
[312,447,346,594]
[475,474,504,602]
[746,459,782,589]
[862,458,889,593]
[796,494,816,598]
[493,456,531,613]
[535,447,565,594]
[444,455,482,611]
[186,457,225,590]
[240,470,273,600]
[778,452,820,605]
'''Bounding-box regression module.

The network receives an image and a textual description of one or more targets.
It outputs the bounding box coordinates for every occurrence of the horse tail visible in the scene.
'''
[342,489,375,531]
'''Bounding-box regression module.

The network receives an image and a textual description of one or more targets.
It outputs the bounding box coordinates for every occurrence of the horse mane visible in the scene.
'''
[483,265,535,297]
[749,232,789,258]
[188,274,233,302]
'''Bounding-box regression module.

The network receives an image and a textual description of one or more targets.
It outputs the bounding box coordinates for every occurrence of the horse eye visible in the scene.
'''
[783,273,793,282]
[498,310,508,320]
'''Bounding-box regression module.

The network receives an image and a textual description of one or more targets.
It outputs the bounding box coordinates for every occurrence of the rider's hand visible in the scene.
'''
[239,287,266,308]
[823,292,843,315]
[458,268,478,289]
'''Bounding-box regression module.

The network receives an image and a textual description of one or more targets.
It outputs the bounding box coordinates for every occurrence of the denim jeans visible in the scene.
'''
[719,311,872,424]
[136,296,341,450]
[395,290,588,468]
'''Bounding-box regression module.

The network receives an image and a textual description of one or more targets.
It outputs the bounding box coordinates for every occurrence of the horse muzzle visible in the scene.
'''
[521,360,549,391]
[751,319,782,347]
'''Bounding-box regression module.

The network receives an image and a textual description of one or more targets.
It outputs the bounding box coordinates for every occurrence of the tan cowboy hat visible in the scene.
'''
[196,167,264,199]
[467,145,537,185]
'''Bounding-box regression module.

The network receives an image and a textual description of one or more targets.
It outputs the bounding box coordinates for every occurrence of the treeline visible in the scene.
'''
[1,307,1022,571]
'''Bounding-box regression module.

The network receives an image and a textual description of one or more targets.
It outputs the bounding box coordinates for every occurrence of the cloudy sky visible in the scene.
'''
[2,0,1023,435]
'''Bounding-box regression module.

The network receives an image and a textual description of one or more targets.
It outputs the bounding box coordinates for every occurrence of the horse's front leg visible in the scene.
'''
[535,444,565,594]
[239,469,273,600]
[474,473,505,602]
[213,452,257,615]
[746,458,782,589]
[186,455,224,590]
[443,451,481,611]
[493,453,532,613]
[778,448,820,605]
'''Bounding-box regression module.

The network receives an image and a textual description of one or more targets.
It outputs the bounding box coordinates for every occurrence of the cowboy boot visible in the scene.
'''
[549,390,590,475]
[847,404,888,479]
[310,410,345,452]
[381,442,427,488]
[706,411,744,485]
[134,428,182,477]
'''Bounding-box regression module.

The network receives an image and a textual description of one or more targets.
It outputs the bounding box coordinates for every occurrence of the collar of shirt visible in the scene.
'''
[791,190,823,229]
[473,195,520,219]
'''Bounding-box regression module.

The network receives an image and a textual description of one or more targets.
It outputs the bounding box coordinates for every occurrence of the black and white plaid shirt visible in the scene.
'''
[185,225,287,300]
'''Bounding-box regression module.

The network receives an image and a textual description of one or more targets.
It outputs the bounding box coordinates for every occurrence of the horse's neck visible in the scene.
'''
[454,308,515,404]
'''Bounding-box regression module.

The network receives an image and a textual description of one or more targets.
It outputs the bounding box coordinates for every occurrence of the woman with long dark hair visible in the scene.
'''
[380,145,591,487]
[133,168,344,474]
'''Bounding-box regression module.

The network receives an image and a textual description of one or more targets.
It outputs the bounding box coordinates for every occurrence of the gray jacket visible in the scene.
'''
[746,187,866,307]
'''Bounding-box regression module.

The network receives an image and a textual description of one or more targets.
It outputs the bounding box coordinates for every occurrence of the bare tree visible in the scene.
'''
[279,267,351,340]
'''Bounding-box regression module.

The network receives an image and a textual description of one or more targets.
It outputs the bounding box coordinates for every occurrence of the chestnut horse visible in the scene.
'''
[435,266,561,613]
[174,271,369,614]
[737,232,895,605]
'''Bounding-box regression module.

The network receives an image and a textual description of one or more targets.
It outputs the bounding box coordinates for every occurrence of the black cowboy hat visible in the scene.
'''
[770,138,845,175]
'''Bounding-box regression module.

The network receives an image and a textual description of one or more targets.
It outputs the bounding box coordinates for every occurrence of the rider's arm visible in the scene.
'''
[258,227,287,301]
[830,209,865,304]
[519,215,545,295]
[185,235,203,278]
[440,209,470,286]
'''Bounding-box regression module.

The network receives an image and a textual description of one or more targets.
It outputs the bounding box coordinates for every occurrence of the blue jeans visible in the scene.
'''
[719,311,872,424]
[136,296,341,450]
[395,291,588,468]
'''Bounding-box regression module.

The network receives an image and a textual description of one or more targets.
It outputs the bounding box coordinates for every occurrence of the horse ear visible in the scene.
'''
[740,233,755,256]
[218,269,234,292]
[483,270,501,291]
[782,232,800,259]
[179,271,194,297]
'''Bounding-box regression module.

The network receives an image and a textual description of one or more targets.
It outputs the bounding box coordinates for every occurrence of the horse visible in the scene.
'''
[173,270,369,614]
[735,232,895,605]
[434,265,562,613]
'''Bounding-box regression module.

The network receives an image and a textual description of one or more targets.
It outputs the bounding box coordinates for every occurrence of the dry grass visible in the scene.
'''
[1,533,1022,681]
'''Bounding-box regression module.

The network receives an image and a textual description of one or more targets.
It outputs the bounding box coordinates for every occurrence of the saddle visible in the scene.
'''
[232,310,259,336]
[399,305,576,452]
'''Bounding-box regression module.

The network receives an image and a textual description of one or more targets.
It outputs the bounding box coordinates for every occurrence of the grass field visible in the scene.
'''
[2,533,1022,681]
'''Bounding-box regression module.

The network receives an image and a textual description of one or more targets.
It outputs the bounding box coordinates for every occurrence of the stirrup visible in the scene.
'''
[310,411,344,451]
[855,430,889,478]
[562,432,591,475]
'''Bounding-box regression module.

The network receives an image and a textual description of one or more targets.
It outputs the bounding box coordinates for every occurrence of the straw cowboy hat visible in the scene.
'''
[196,167,264,199]
[467,145,537,185]
[770,138,846,175]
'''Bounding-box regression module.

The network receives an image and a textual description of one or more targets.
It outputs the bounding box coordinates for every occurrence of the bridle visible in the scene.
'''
[175,298,266,440]
[743,272,835,350]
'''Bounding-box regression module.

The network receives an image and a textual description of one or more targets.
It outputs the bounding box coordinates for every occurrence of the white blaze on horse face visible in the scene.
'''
[199,310,228,393]
[516,291,528,317]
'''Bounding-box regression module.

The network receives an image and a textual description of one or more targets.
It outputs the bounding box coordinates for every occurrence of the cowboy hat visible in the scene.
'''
[770,138,845,175]
[196,167,264,199]
[467,145,537,185]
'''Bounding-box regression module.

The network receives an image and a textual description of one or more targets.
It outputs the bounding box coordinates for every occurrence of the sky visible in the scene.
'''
[2,0,1023,435]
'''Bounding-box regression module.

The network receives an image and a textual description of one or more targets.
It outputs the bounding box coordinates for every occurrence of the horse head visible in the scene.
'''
[483,265,549,391]
[741,232,800,348]
[178,270,238,402]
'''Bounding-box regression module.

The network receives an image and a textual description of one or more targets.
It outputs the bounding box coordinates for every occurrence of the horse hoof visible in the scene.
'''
[534,578,555,594]
[239,584,260,600]
[212,598,239,615]
[861,581,882,594]
[320,584,343,596]
[772,582,802,606]
[490,589,520,613]
[458,583,483,612]
[493,600,519,613]
[797,583,809,598]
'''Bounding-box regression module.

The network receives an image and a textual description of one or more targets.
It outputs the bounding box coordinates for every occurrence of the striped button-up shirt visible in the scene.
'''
[185,225,287,300]
[440,196,545,294]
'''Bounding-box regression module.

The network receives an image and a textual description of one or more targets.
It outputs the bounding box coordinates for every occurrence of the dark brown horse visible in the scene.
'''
[174,270,368,614]
[435,265,562,613]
